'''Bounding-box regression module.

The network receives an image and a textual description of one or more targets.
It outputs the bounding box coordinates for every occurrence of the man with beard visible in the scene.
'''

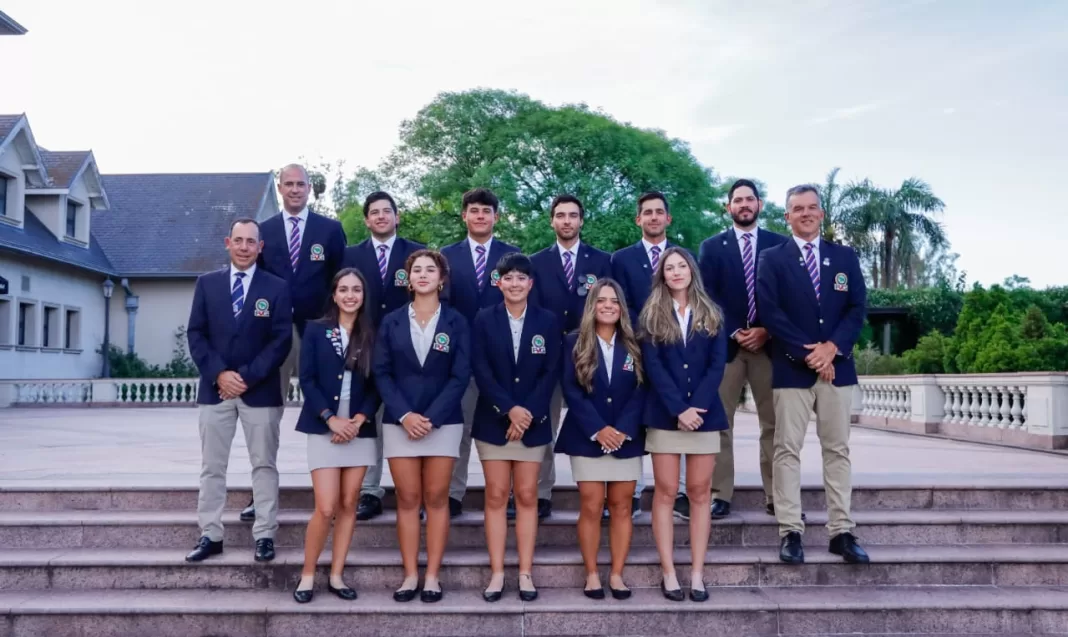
[341,191,425,521]
[695,179,787,521]
[529,195,612,519]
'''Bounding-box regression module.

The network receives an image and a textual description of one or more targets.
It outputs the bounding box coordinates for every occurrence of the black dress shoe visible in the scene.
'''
[421,587,443,603]
[711,498,731,519]
[356,494,383,521]
[393,586,420,602]
[184,537,223,562]
[292,588,313,604]
[519,587,538,602]
[537,498,552,520]
[483,588,503,603]
[661,580,685,602]
[583,586,606,600]
[506,495,516,521]
[779,531,805,564]
[689,584,709,602]
[328,583,358,600]
[610,586,632,600]
[766,503,806,521]
[254,538,275,562]
[240,499,255,522]
[673,494,690,520]
[829,532,871,564]
[448,497,463,518]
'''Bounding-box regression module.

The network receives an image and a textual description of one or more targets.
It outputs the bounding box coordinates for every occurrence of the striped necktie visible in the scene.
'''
[474,244,487,290]
[742,233,757,324]
[231,272,246,317]
[288,217,301,271]
[649,245,661,273]
[562,250,574,289]
[804,243,820,301]
[377,244,389,283]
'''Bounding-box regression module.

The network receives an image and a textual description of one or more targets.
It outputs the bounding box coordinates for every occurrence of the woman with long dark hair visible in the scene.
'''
[292,268,379,603]
[554,278,645,601]
[639,246,727,602]
[373,249,471,603]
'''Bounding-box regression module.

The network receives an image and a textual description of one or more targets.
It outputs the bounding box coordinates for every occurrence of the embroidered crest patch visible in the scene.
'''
[253,299,271,317]
[489,269,501,287]
[394,269,408,287]
[622,353,635,372]
[309,244,326,261]
[531,334,546,355]
[834,273,848,292]
[432,332,450,353]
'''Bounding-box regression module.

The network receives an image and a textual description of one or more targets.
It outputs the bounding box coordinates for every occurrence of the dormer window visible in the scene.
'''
[65,200,78,237]
[0,176,8,216]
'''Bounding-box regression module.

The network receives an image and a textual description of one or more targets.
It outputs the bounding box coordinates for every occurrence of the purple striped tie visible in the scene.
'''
[288,217,301,271]
[563,250,574,289]
[742,233,757,325]
[649,245,661,273]
[377,244,389,283]
[474,244,487,290]
[804,243,820,301]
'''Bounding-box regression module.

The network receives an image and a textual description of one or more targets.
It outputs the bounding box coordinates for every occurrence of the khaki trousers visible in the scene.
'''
[537,384,565,500]
[710,347,776,503]
[772,381,855,537]
[449,379,479,502]
[279,325,301,402]
[197,398,283,541]
[359,404,387,499]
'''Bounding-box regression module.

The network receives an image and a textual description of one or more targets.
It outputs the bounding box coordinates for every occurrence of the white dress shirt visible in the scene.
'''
[230,263,256,308]
[598,332,617,383]
[468,236,494,267]
[282,207,309,247]
[793,234,821,265]
[558,241,579,270]
[372,234,397,266]
[338,326,352,401]
[408,303,442,366]
[734,226,757,256]
[641,237,668,265]
[507,305,526,363]
[673,299,691,346]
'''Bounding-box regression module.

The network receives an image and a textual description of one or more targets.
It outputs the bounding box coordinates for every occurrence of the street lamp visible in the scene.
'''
[101,279,114,378]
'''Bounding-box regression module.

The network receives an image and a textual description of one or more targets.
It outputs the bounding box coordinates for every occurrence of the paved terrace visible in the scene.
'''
[0,409,1066,488]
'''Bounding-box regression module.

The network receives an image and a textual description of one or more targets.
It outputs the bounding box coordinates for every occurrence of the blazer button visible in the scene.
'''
[683,364,688,369]
[338,374,343,380]
[514,377,520,383]
[819,319,824,324]
[381,303,387,309]
[607,398,613,403]
[687,392,692,398]
[333,396,339,401]
[564,310,569,315]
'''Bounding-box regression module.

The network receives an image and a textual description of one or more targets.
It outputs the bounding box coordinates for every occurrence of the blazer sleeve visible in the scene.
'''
[298,328,330,419]
[640,339,690,418]
[614,382,645,438]
[690,329,728,413]
[829,250,867,357]
[756,255,813,362]
[471,312,517,417]
[186,278,227,383]
[237,287,294,388]
[424,315,472,428]
[561,355,608,440]
[371,319,414,420]
[525,316,561,422]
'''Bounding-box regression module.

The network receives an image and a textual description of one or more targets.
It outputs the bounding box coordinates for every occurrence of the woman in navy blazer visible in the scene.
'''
[292,268,379,604]
[638,247,727,602]
[471,253,560,602]
[372,249,471,604]
[555,278,645,601]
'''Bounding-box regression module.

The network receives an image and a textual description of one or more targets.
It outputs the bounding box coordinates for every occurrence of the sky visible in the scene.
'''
[2,0,1066,287]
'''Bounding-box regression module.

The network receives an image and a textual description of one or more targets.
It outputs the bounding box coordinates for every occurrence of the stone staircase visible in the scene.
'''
[1,485,1067,636]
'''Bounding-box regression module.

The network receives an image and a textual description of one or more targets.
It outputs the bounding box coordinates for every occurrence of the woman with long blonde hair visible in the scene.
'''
[554,278,646,601]
[638,246,727,602]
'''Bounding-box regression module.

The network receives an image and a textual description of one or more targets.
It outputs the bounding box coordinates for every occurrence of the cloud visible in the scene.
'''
[943,107,957,115]
[806,102,884,125]
[689,125,746,144]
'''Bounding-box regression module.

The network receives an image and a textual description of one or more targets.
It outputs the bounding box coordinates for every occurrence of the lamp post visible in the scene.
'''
[101,279,114,378]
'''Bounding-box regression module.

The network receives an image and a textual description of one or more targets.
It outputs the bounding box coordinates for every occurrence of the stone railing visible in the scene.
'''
[0,378,304,408]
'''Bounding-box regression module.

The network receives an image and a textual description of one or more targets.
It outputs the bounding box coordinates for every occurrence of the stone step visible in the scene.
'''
[3,484,1068,512]
[3,545,1067,591]
[0,586,1065,636]
[2,509,1067,550]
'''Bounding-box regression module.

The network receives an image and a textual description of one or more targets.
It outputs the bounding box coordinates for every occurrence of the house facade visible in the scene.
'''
[0,114,278,380]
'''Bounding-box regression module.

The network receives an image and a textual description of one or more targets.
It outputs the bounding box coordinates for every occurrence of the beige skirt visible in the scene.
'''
[570,454,642,483]
[475,439,547,463]
[306,398,377,471]
[645,428,720,454]
[383,422,463,459]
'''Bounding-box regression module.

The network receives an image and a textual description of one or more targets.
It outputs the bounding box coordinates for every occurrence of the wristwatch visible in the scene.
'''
[319,409,335,423]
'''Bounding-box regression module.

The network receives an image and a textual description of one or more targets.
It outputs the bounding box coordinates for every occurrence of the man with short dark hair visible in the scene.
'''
[441,188,521,517]
[341,191,425,520]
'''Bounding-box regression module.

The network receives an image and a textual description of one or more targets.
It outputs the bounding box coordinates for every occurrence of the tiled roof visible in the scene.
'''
[0,210,115,275]
[38,151,90,188]
[0,114,25,146]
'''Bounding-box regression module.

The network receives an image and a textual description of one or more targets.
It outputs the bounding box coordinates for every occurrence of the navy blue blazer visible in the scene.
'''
[611,241,686,324]
[372,303,471,428]
[641,320,729,432]
[440,238,521,324]
[529,242,612,341]
[341,236,425,327]
[756,239,867,389]
[698,228,788,362]
[187,267,293,407]
[555,332,646,459]
[257,211,347,335]
[295,319,380,436]
[471,304,561,447]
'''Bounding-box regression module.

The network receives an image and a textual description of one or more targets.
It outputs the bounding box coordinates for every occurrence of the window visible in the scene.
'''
[43,305,59,348]
[66,201,78,237]
[64,308,81,349]
[0,298,11,346]
[0,177,7,217]
[17,301,36,347]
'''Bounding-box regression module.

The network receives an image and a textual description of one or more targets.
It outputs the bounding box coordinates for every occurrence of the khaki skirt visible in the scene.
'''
[645,428,720,455]
[475,439,547,463]
[570,454,642,483]
[306,398,377,471]
[383,422,463,459]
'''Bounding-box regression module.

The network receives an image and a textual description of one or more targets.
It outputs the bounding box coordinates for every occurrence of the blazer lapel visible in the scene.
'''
[325,323,344,359]
[609,338,629,390]
[214,271,239,332]
[453,241,478,289]
[397,307,425,369]
[484,240,508,290]
[385,238,408,288]
[515,306,542,369]
[723,231,747,289]
[819,243,835,309]
[549,245,571,290]
[236,271,267,330]
[785,240,820,309]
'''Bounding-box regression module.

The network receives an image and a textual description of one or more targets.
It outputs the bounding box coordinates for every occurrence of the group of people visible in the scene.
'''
[182,164,870,606]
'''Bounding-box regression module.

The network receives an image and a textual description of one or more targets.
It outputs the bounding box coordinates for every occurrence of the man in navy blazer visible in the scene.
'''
[529,195,611,517]
[340,191,425,521]
[697,179,788,521]
[184,218,293,564]
[757,184,869,566]
[440,188,521,516]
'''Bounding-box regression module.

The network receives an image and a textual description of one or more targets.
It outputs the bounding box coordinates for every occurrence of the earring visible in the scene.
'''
[407,284,414,292]
[437,283,444,291]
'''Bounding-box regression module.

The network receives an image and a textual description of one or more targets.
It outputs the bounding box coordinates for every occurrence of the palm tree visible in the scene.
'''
[837,178,947,289]
[817,167,843,243]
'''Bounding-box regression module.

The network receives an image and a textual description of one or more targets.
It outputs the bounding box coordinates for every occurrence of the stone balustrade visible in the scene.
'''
[0,378,304,408]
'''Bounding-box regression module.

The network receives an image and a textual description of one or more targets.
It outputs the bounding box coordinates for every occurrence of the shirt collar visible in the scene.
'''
[372,234,397,251]
[793,235,821,252]
[597,331,617,349]
[282,208,309,224]
[733,226,756,242]
[230,262,256,279]
[468,236,493,252]
[506,304,527,322]
[557,241,579,258]
[407,303,441,320]
[641,237,667,254]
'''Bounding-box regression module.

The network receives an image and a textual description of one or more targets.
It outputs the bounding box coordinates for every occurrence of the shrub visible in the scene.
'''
[854,343,907,376]
[903,331,948,374]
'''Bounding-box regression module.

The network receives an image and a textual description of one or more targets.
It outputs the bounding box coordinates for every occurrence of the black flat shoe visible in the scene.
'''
[779,531,805,564]
[610,586,631,600]
[184,536,223,562]
[393,587,420,603]
[421,587,444,603]
[583,586,606,600]
[689,584,709,602]
[240,499,255,522]
[483,589,503,603]
[518,574,538,602]
[661,580,685,602]
[328,584,358,601]
[292,588,313,604]
[829,532,870,564]
[253,538,275,562]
